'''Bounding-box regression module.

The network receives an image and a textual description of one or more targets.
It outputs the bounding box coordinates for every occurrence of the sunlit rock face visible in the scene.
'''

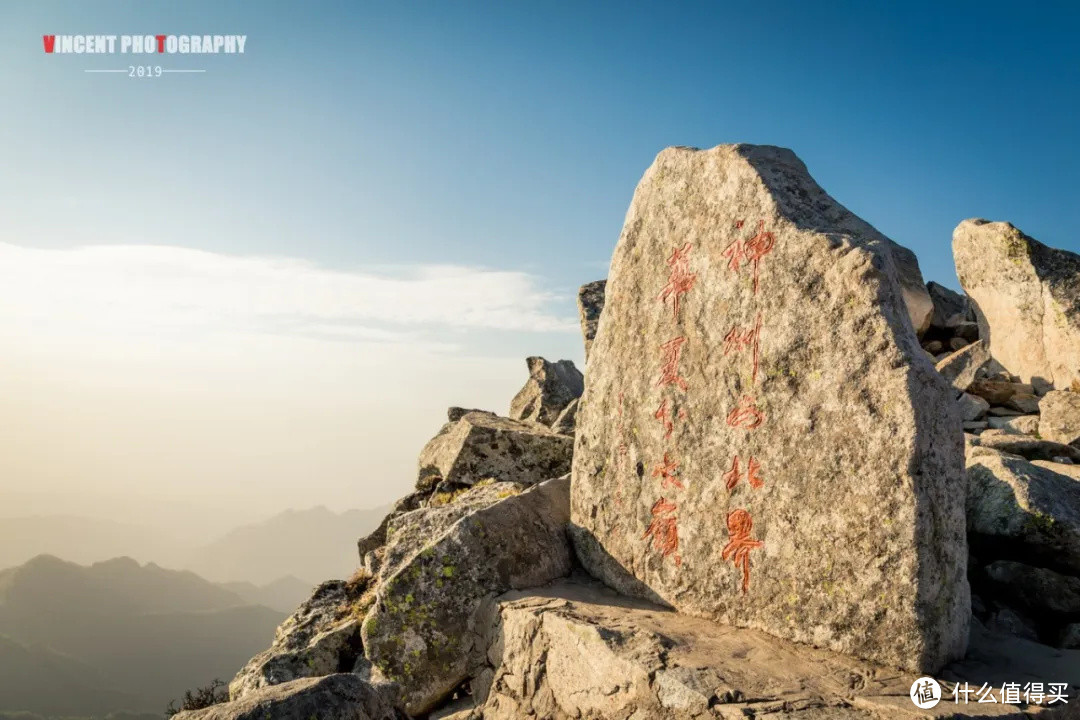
[569,143,968,673]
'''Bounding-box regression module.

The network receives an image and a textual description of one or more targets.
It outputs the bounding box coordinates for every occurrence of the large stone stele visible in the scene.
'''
[570,144,969,673]
[953,219,1080,391]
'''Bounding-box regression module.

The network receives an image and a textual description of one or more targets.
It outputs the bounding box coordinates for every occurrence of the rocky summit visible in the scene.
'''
[569,144,967,673]
[199,144,1080,720]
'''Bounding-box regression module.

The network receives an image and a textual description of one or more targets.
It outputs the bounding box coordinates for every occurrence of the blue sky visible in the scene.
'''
[1,1,1077,522]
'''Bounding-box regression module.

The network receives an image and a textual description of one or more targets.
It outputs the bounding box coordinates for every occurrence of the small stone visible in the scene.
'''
[976,433,1080,463]
[949,337,969,351]
[987,415,1040,435]
[935,340,991,392]
[963,421,989,432]
[957,393,990,422]
[987,406,1023,417]
[1053,456,1075,465]
[1005,393,1040,414]
[967,380,1035,405]
[984,607,1040,643]
[953,322,980,343]
[1038,390,1080,447]
[923,340,944,354]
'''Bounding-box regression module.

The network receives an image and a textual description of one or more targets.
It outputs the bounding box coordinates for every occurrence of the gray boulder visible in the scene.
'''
[417,410,572,490]
[966,447,1080,573]
[361,477,572,715]
[1040,390,1080,446]
[988,415,1041,435]
[577,280,606,361]
[957,392,990,422]
[954,219,1080,390]
[175,675,403,720]
[229,581,365,701]
[935,340,991,392]
[508,357,584,426]
[550,397,578,436]
[966,380,1035,405]
[569,144,968,673]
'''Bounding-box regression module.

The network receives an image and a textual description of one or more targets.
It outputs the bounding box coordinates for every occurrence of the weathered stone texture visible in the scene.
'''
[578,279,606,361]
[470,578,1076,720]
[229,581,363,701]
[176,675,404,720]
[361,477,572,715]
[1040,390,1080,447]
[417,411,572,490]
[508,357,584,426]
[569,144,968,673]
[953,219,1080,390]
[935,340,991,392]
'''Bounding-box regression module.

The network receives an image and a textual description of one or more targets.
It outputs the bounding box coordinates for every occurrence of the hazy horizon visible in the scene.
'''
[3,1,1079,538]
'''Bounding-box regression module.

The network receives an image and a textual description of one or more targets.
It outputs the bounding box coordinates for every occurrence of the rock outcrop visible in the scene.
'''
[570,144,968,673]
[508,357,583,427]
[417,411,572,490]
[361,477,572,715]
[463,577,1078,720]
[175,674,404,720]
[577,280,606,361]
[953,219,1080,391]
[229,581,364,700]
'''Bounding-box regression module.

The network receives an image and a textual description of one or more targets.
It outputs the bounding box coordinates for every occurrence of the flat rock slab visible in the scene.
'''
[417,410,573,489]
[954,219,1080,391]
[471,577,1078,720]
[570,143,968,673]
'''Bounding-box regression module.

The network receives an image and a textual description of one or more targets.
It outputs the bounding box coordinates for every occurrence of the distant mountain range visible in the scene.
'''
[0,504,390,587]
[0,555,287,716]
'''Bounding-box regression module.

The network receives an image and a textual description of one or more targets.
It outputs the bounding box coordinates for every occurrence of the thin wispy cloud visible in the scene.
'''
[0,243,577,345]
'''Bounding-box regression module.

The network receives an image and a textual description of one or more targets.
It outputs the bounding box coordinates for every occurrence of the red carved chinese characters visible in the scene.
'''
[643,497,682,566]
[726,395,764,429]
[658,243,697,322]
[722,313,762,385]
[652,452,683,490]
[657,337,689,391]
[721,509,763,593]
[723,455,764,491]
[722,220,776,295]
[654,399,673,439]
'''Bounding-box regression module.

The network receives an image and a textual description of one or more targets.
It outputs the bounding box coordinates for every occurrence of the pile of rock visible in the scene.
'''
[175,145,1080,720]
